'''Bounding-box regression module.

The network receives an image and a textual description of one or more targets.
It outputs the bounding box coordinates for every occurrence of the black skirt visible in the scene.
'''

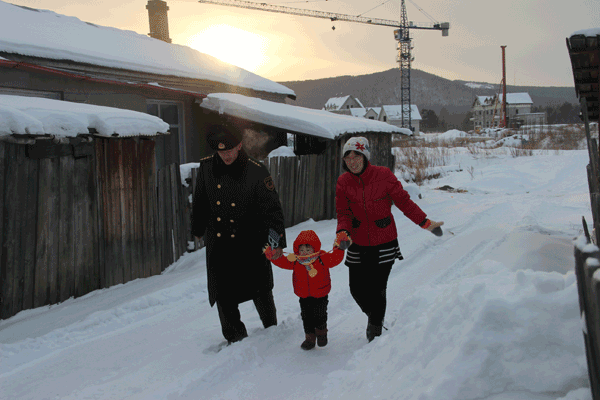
[344,239,403,267]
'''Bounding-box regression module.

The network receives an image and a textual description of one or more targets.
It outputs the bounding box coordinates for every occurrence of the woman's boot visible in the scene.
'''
[315,326,328,347]
[301,333,317,350]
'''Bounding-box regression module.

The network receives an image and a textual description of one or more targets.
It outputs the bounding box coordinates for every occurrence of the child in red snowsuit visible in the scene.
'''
[265,230,345,350]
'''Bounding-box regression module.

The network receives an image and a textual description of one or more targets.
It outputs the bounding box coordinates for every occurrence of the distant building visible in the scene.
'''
[324,96,421,135]
[472,93,546,130]
[379,105,422,135]
[323,95,364,113]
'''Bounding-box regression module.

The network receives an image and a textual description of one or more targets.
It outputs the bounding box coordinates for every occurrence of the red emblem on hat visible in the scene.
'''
[218,142,225,150]
[355,142,366,151]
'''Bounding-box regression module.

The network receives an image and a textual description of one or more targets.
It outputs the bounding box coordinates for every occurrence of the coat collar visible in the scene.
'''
[212,149,248,179]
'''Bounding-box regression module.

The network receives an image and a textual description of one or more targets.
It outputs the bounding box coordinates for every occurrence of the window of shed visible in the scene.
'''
[147,100,185,165]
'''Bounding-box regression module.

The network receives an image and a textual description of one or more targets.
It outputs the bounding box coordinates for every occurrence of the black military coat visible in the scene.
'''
[191,150,287,307]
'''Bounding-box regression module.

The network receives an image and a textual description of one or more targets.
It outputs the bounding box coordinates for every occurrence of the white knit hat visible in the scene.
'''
[343,136,370,160]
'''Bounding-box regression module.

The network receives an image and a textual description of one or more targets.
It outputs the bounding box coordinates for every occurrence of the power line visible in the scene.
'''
[357,0,393,18]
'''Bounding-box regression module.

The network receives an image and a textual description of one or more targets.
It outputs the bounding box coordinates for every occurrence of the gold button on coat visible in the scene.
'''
[231,203,235,207]
[217,217,221,222]
[216,201,220,205]
[217,184,221,189]
[217,233,221,237]
[230,220,234,223]
[231,234,235,238]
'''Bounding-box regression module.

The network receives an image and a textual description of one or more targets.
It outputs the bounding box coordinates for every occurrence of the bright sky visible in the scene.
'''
[6,0,597,87]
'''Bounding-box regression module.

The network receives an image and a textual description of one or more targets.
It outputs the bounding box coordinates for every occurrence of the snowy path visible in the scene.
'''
[0,149,593,400]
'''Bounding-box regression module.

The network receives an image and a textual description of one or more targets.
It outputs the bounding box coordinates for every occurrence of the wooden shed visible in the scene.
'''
[0,95,190,320]
[567,30,600,121]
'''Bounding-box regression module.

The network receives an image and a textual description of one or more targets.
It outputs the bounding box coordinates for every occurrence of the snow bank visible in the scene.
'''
[322,267,586,400]
[268,146,296,158]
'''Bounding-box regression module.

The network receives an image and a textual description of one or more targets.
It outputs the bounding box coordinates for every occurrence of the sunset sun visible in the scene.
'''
[187,24,269,72]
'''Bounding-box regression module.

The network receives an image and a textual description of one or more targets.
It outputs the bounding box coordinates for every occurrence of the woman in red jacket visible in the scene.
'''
[335,137,444,342]
[266,230,344,350]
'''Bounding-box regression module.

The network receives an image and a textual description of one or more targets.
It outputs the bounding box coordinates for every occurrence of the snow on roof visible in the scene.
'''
[323,96,351,110]
[382,105,422,121]
[0,95,169,137]
[498,93,533,104]
[200,93,409,140]
[349,108,367,117]
[323,95,363,110]
[476,96,493,105]
[0,1,294,98]
[571,28,600,37]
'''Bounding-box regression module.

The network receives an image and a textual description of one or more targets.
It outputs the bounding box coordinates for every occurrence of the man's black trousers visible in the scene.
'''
[216,290,277,343]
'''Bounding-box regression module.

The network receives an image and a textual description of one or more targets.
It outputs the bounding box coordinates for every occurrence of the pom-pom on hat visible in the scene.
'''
[343,136,370,160]
[206,125,242,151]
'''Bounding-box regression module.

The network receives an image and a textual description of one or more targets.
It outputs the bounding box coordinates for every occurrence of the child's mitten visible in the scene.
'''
[334,230,352,250]
[263,246,276,260]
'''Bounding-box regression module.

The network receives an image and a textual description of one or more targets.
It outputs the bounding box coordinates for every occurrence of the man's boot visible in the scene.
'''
[301,333,317,350]
[366,323,382,343]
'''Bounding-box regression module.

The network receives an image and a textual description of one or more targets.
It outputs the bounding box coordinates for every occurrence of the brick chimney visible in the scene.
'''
[146,0,172,43]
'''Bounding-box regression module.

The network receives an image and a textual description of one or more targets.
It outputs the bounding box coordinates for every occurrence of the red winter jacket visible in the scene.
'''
[271,230,344,298]
[336,162,427,246]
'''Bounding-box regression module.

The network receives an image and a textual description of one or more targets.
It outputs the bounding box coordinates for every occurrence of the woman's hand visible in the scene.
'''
[422,219,444,236]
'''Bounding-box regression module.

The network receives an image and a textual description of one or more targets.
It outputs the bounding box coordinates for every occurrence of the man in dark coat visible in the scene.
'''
[191,124,286,344]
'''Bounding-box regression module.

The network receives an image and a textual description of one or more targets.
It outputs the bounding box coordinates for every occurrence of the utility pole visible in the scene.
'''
[501,45,507,128]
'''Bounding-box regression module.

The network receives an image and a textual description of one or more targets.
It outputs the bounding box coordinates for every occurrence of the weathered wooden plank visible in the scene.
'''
[2,143,21,318]
[21,154,39,312]
[140,139,158,276]
[108,139,124,285]
[35,156,60,308]
[0,141,5,317]
[89,146,102,291]
[136,140,148,278]
[149,149,161,275]
[97,139,112,288]
[74,155,96,295]
[13,144,31,316]
[58,156,75,302]
[157,167,168,270]
[122,139,137,282]
[115,140,127,284]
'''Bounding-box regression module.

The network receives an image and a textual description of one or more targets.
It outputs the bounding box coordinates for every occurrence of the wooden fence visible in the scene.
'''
[263,142,342,228]
[574,98,600,400]
[0,137,189,320]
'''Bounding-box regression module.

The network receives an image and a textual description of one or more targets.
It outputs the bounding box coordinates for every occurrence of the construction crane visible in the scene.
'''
[198,0,449,130]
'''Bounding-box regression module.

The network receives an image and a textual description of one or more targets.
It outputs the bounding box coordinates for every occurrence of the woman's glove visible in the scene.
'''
[421,219,444,236]
[334,230,352,250]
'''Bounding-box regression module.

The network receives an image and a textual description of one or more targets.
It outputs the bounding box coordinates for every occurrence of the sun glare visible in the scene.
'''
[187,24,270,72]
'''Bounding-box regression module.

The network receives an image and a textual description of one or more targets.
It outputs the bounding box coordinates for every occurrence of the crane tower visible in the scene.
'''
[198,0,449,129]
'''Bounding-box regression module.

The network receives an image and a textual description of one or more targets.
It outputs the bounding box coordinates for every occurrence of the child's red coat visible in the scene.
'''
[271,230,344,298]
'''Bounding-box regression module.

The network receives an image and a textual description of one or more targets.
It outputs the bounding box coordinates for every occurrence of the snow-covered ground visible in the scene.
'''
[0,144,594,400]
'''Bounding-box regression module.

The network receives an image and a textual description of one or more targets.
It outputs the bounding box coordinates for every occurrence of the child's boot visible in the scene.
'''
[315,326,328,347]
[301,333,317,350]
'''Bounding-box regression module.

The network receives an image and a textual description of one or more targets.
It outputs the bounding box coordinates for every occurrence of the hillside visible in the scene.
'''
[279,68,578,113]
